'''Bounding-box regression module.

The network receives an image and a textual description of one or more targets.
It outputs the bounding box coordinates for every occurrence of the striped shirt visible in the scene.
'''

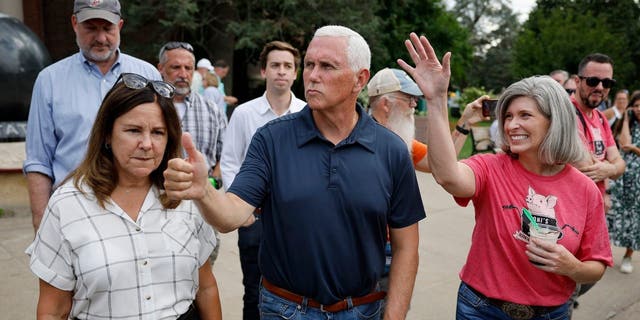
[26,182,216,319]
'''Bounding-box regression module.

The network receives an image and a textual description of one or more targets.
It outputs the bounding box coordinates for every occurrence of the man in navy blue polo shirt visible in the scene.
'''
[164,25,426,319]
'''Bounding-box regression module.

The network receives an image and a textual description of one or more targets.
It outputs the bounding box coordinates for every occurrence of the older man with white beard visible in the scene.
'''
[367,68,487,173]
[367,68,489,311]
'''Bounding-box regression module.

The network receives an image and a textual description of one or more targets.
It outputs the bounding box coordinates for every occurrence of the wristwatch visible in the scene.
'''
[455,123,470,135]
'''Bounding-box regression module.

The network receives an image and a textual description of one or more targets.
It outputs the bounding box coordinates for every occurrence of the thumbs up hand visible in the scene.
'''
[164,132,210,200]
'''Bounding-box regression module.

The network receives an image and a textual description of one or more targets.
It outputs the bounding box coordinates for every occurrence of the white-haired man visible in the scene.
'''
[164,25,425,319]
[368,67,487,173]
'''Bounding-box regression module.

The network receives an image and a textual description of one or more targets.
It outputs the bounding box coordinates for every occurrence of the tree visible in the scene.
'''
[512,0,640,90]
[376,0,473,89]
[451,0,521,91]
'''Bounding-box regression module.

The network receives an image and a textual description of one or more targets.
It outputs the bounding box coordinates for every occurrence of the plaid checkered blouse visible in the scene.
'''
[26,182,216,319]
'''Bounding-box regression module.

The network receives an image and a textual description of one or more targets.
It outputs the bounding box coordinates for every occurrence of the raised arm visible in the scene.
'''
[164,133,255,232]
[397,33,475,197]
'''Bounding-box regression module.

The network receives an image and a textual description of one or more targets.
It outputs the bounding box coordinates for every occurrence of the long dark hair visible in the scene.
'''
[69,81,182,209]
[612,93,640,142]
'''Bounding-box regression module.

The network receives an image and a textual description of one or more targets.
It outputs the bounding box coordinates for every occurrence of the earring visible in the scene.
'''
[105,143,111,151]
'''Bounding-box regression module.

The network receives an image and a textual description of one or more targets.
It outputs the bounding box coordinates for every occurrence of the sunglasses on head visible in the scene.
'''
[116,73,175,99]
[161,41,194,52]
[579,76,616,89]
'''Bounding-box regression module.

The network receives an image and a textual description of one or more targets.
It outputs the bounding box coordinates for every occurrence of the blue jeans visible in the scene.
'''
[456,282,570,320]
[259,284,383,320]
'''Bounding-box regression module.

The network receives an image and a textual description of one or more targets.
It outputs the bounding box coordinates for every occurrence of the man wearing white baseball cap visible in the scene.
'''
[24,0,161,236]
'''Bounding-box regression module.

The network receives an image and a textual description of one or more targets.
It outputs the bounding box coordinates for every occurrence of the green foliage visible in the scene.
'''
[512,0,640,90]
[458,86,491,108]
[451,0,521,90]
[375,1,473,86]
[228,0,384,66]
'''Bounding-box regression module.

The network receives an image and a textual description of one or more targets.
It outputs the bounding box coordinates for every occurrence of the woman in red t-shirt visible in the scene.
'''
[399,33,613,320]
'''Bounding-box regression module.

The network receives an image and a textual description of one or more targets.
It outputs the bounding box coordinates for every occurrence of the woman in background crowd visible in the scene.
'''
[608,93,640,274]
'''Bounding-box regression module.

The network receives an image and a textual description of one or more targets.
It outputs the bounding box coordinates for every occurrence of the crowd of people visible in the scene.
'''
[21,0,639,319]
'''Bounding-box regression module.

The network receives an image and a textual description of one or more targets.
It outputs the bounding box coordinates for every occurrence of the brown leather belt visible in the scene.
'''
[262,278,386,313]
[467,284,563,320]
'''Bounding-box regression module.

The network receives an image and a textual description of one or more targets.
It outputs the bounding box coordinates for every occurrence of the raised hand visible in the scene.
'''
[397,32,451,103]
[163,132,210,200]
[461,95,492,126]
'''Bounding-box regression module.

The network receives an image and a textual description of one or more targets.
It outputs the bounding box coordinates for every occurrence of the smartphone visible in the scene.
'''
[482,99,498,118]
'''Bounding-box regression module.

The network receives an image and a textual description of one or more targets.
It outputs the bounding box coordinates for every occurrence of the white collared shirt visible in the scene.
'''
[26,181,216,319]
[221,92,306,189]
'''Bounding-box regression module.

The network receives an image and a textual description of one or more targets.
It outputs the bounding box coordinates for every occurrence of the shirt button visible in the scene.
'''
[332,168,337,173]
[146,296,151,300]
[142,260,148,266]
[136,227,141,232]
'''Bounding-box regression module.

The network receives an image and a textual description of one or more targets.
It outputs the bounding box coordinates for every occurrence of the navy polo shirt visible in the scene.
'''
[228,104,425,304]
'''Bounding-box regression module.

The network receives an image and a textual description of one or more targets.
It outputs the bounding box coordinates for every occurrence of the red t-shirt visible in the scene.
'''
[456,153,613,306]
[572,98,616,195]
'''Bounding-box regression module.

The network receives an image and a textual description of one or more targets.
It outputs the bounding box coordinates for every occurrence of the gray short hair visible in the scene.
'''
[496,76,586,165]
[313,25,371,73]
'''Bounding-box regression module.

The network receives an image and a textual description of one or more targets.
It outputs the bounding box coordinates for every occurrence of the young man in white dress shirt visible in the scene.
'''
[220,40,305,320]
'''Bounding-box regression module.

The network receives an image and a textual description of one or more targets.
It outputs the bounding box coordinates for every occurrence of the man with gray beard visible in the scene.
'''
[367,68,488,307]
[367,68,486,173]
[24,0,161,232]
[157,41,228,264]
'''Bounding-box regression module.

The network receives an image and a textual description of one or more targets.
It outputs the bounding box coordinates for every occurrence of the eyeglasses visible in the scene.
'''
[392,94,418,105]
[565,88,575,95]
[117,73,175,98]
[578,76,616,89]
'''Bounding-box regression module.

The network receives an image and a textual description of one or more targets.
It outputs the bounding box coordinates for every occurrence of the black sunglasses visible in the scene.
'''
[565,88,575,95]
[579,76,616,89]
[116,73,175,99]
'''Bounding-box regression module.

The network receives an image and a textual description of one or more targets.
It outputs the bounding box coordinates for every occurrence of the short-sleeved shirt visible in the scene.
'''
[221,92,306,188]
[229,104,426,305]
[572,98,616,194]
[26,182,216,319]
[456,153,612,306]
[23,51,161,187]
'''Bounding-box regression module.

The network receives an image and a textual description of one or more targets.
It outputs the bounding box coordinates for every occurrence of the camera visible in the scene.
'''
[482,99,498,118]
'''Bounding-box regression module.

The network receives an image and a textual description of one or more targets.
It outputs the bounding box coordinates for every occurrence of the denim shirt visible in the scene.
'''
[24,50,161,187]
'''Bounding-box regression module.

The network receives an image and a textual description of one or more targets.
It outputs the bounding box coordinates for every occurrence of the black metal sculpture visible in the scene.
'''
[0,13,50,141]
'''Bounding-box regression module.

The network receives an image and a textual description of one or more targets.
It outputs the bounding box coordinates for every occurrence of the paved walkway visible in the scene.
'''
[1,173,639,319]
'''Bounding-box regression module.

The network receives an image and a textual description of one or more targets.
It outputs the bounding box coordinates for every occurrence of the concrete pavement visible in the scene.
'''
[1,172,639,319]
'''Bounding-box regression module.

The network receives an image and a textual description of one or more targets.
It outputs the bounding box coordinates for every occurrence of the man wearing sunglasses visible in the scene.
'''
[157,41,227,181]
[569,53,626,317]
[24,0,161,233]
[572,53,625,197]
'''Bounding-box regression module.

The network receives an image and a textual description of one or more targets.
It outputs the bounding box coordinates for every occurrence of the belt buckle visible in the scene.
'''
[501,302,535,320]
